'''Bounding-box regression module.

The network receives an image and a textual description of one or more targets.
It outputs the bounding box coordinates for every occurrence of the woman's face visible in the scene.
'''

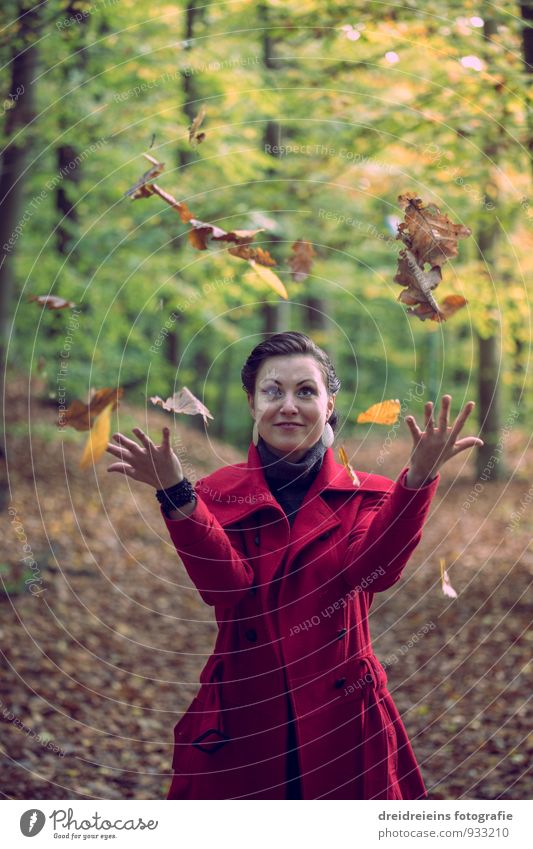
[247,354,335,461]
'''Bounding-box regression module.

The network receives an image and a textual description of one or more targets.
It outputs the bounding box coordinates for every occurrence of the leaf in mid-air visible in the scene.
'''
[247,260,288,299]
[357,400,401,425]
[188,220,264,251]
[188,105,206,146]
[440,557,458,598]
[124,154,165,198]
[337,446,361,486]
[228,244,276,266]
[289,240,315,282]
[80,402,114,471]
[394,193,470,322]
[28,295,76,310]
[62,387,124,431]
[150,387,213,423]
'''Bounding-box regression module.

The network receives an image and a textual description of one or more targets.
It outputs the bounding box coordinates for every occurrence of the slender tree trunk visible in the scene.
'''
[474,12,504,480]
[259,5,289,335]
[0,2,41,506]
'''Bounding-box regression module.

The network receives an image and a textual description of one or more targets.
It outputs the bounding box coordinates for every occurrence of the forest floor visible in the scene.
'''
[1,374,531,800]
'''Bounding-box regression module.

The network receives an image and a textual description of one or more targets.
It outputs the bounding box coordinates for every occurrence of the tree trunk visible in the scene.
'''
[474,12,505,480]
[0,2,41,507]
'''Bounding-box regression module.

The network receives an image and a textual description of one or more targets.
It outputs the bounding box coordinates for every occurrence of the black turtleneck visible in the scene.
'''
[256,434,327,526]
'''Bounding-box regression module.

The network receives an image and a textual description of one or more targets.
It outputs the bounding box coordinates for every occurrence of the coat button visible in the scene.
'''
[334,677,347,688]
[318,530,332,540]
[254,534,260,546]
[249,586,257,596]
[336,628,347,640]
[245,628,258,642]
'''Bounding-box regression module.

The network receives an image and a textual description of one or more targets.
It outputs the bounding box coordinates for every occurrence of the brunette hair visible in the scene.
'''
[240,331,341,431]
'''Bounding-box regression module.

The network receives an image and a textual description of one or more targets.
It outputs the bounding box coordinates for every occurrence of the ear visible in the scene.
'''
[246,393,255,417]
[327,394,336,418]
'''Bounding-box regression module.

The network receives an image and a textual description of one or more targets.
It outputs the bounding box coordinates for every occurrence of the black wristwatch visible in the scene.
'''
[156,478,197,518]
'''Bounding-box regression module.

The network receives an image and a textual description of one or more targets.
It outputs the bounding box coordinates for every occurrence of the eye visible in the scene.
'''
[299,386,315,396]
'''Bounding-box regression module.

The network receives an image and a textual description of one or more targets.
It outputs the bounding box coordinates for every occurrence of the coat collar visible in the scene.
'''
[195,441,393,528]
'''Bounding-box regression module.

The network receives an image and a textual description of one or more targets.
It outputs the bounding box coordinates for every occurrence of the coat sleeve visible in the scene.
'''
[160,482,254,607]
[341,466,440,593]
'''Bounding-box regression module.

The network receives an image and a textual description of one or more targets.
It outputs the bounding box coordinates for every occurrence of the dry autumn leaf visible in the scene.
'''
[150,386,213,424]
[62,387,124,431]
[289,240,315,282]
[80,402,114,471]
[188,105,206,146]
[338,445,361,486]
[394,193,470,322]
[28,295,76,310]
[188,220,264,251]
[357,399,401,425]
[125,153,166,199]
[228,245,276,266]
[247,260,288,300]
[440,556,458,599]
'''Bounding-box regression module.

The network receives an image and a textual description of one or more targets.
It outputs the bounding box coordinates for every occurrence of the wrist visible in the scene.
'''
[405,467,437,488]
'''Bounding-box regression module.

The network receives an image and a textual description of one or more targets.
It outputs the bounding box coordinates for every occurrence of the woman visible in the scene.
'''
[106,332,482,800]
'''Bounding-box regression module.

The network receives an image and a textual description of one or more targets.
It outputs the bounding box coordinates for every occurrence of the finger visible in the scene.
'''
[451,436,484,456]
[132,426,155,451]
[424,401,435,431]
[438,394,451,435]
[162,426,171,450]
[106,443,133,459]
[107,462,136,476]
[112,432,141,452]
[448,400,476,443]
[405,415,422,440]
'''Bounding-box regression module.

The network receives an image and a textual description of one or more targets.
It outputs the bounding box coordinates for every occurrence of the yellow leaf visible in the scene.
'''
[357,399,401,425]
[80,402,114,471]
[440,556,458,599]
[247,259,288,299]
[338,445,361,486]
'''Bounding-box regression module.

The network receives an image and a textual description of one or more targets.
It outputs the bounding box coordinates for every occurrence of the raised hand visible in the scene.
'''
[404,395,484,487]
[106,426,183,490]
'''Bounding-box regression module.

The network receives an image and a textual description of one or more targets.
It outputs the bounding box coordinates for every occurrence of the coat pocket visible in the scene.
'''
[172,658,231,770]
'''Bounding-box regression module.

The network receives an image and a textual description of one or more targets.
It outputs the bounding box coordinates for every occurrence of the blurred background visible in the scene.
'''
[0,0,531,800]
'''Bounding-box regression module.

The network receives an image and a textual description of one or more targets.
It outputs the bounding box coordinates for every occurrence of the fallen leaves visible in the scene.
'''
[394,193,470,322]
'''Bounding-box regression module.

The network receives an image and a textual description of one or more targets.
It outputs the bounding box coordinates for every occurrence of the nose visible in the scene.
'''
[279,393,299,413]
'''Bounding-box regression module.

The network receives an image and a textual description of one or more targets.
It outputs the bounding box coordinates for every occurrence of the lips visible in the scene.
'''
[275,423,303,427]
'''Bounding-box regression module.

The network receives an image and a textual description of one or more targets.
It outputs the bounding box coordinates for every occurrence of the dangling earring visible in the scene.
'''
[321,421,334,448]
[252,420,259,446]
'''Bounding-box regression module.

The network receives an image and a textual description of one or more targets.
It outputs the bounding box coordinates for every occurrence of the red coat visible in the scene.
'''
[162,441,440,800]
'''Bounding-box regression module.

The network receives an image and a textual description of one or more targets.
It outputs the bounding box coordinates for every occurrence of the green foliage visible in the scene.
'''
[1,0,530,445]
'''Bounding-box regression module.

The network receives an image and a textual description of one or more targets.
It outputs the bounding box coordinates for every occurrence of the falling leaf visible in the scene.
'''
[394,194,471,322]
[338,445,361,486]
[62,387,124,431]
[188,220,264,251]
[125,154,166,198]
[440,556,458,598]
[357,400,401,425]
[289,240,315,282]
[80,402,114,471]
[150,387,213,423]
[247,260,288,299]
[228,245,276,266]
[188,105,206,146]
[28,295,76,310]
